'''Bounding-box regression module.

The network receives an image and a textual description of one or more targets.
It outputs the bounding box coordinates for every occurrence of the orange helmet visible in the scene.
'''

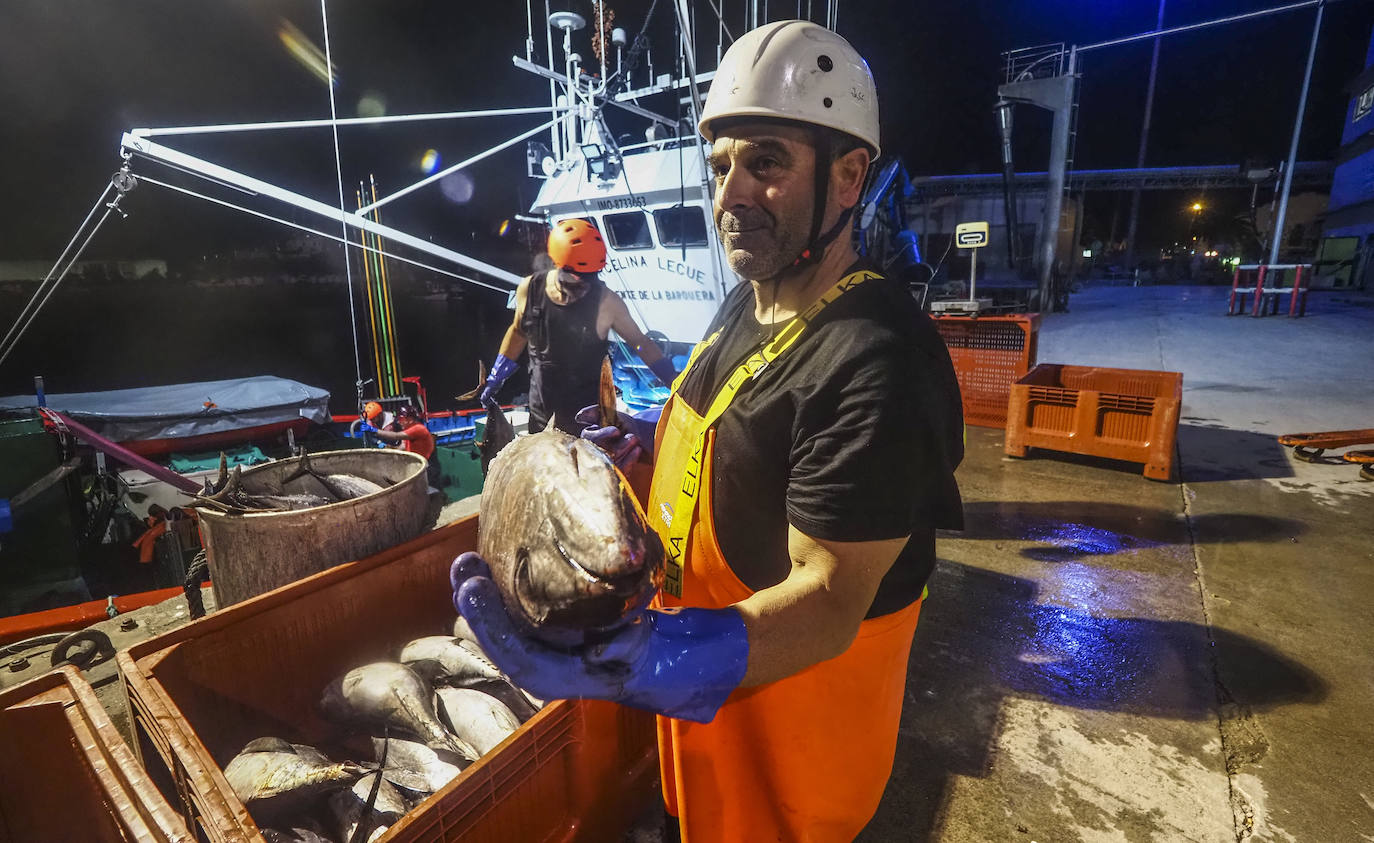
[547,218,606,273]
[363,401,382,421]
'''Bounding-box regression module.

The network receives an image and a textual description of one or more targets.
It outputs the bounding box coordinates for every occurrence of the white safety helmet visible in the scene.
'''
[698,20,880,156]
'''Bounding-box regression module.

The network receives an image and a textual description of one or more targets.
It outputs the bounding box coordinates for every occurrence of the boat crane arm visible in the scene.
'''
[512,57,676,127]
[119,133,524,289]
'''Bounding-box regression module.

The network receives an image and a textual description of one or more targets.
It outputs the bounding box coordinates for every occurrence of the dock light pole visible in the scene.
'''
[1124,0,1166,274]
[1269,1,1325,266]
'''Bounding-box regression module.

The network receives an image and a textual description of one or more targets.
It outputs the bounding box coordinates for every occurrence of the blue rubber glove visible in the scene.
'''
[450,552,749,724]
[480,354,520,406]
[574,404,642,467]
[648,356,676,387]
[357,421,376,433]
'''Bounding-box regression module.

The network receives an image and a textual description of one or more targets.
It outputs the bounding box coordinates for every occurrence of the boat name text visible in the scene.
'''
[607,254,707,285]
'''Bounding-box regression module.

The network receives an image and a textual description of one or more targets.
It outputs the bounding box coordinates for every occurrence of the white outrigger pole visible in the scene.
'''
[117,110,552,291]
[3,0,851,405]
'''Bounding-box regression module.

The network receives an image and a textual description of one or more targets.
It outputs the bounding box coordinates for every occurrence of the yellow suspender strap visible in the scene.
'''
[661,269,880,596]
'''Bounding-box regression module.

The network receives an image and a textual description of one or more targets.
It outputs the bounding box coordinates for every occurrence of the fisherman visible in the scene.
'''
[452,20,964,842]
[370,404,440,490]
[358,400,392,448]
[478,218,677,435]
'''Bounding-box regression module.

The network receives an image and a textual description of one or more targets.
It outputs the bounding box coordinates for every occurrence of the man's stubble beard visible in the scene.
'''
[716,199,812,281]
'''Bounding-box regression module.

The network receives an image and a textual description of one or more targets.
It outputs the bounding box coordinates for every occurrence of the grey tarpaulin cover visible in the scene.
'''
[0,376,330,443]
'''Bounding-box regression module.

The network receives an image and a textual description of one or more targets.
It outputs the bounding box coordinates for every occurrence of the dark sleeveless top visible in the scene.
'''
[520,272,608,434]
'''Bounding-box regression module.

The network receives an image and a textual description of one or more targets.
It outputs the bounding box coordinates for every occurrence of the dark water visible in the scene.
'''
[0,278,521,414]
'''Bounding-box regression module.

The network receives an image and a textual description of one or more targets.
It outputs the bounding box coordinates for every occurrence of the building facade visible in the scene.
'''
[1318,28,1374,289]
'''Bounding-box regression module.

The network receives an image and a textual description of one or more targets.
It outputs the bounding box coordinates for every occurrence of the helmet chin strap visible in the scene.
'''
[763,129,855,281]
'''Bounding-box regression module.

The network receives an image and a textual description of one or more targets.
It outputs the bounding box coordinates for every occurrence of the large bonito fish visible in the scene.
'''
[476,360,664,645]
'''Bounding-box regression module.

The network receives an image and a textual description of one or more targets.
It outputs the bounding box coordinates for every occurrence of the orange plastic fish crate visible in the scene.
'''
[1004,364,1183,480]
[0,665,193,842]
[932,314,1040,428]
[117,516,658,843]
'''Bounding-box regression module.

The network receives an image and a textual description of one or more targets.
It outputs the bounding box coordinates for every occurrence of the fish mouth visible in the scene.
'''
[512,529,664,636]
[550,535,634,588]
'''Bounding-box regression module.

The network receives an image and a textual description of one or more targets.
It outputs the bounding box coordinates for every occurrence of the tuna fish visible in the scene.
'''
[468,677,543,723]
[476,409,665,645]
[434,688,521,756]
[478,398,516,477]
[398,636,503,686]
[260,820,334,843]
[328,773,408,843]
[406,632,543,720]
[323,473,386,500]
[372,736,465,796]
[223,737,366,822]
[451,615,479,645]
[319,662,479,761]
[282,451,387,502]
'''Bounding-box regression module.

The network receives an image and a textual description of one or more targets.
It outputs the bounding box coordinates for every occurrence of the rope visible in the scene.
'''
[184,551,209,620]
[319,0,365,397]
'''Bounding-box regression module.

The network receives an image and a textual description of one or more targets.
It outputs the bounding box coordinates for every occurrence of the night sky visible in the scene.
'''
[2,0,1373,264]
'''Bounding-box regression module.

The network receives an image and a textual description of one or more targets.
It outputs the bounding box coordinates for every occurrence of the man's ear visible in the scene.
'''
[830,147,871,212]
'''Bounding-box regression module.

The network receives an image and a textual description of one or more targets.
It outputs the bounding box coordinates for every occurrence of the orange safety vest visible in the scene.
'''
[645,270,924,842]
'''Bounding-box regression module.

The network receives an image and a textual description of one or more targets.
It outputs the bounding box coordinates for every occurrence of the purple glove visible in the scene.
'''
[575,404,643,468]
[480,354,520,406]
[450,552,748,723]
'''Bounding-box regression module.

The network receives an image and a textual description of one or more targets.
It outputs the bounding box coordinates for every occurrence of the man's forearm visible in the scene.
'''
[497,324,526,360]
[733,574,858,686]
[730,531,905,687]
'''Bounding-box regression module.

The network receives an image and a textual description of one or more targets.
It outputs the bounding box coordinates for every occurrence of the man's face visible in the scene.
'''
[558,268,588,287]
[709,123,819,280]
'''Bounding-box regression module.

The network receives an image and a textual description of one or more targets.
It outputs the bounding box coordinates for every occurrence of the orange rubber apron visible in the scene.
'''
[646,270,924,842]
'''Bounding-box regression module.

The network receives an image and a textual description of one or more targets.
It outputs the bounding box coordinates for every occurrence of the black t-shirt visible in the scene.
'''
[676,266,964,618]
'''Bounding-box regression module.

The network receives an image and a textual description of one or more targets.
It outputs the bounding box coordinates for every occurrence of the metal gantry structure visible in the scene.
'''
[906,162,1335,201]
[996,0,1337,311]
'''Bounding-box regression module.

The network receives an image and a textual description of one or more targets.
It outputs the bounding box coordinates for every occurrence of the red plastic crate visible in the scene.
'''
[0,665,193,842]
[117,516,658,843]
[932,314,1040,428]
[1004,364,1183,480]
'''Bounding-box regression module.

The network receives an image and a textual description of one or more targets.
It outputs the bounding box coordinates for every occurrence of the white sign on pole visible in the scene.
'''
[955,221,990,249]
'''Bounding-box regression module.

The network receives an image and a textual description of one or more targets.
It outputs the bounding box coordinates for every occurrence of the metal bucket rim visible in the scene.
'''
[196,449,427,521]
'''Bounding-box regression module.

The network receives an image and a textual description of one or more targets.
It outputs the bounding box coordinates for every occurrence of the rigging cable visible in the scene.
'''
[0,180,111,361]
[135,175,512,294]
[0,177,128,369]
[318,0,365,397]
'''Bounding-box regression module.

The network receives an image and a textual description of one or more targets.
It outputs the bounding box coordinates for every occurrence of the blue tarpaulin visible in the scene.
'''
[0,376,330,443]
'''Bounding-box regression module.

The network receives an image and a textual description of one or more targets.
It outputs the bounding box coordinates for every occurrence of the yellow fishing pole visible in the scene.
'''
[356,186,385,395]
[370,175,403,396]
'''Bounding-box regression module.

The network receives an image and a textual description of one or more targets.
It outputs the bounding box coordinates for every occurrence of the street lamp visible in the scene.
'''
[1188,201,1203,238]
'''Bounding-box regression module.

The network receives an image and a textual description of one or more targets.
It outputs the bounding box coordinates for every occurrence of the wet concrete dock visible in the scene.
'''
[862,285,1373,842]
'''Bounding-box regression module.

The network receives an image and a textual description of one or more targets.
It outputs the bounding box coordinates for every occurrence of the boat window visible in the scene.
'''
[604,212,654,250]
[654,207,709,247]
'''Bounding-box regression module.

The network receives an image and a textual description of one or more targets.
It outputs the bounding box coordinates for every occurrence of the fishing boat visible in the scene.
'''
[0,0,906,630]
[0,376,330,458]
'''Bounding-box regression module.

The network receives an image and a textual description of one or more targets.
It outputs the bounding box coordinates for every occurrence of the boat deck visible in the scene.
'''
[861,283,1374,842]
